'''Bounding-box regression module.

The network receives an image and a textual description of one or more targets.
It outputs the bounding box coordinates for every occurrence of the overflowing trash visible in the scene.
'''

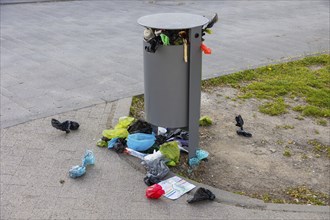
[95,116,210,199]
[69,150,95,178]
[187,187,215,203]
[143,13,218,57]
[235,115,252,137]
[51,118,79,133]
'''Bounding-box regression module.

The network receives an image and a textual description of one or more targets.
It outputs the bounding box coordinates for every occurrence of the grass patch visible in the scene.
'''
[308,139,330,158]
[276,124,295,129]
[202,54,330,117]
[129,95,144,119]
[259,98,288,116]
[316,119,327,126]
[285,186,329,205]
[234,187,329,205]
[283,148,292,157]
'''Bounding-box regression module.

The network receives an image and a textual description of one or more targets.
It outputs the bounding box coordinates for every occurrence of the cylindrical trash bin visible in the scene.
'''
[143,43,188,128]
[138,13,210,159]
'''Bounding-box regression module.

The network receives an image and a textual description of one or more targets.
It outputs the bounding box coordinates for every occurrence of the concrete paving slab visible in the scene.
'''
[1,0,329,128]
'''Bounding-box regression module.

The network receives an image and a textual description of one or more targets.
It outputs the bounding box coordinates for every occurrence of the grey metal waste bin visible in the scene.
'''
[138,13,209,159]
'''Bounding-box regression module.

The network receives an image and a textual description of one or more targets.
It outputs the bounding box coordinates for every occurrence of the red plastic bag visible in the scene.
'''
[146,184,165,199]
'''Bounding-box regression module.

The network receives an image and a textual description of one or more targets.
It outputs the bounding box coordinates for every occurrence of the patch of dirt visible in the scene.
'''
[173,87,330,204]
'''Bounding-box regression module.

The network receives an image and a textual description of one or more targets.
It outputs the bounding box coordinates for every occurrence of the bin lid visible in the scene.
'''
[137,13,209,30]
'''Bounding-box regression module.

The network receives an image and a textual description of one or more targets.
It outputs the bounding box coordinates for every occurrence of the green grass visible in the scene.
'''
[283,148,292,157]
[316,119,328,126]
[202,54,330,117]
[308,139,330,158]
[276,124,295,129]
[129,95,144,119]
[259,98,288,116]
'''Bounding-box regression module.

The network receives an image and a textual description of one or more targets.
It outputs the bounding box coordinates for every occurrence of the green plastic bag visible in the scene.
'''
[159,141,180,166]
[114,116,135,129]
[199,116,212,126]
[102,128,129,139]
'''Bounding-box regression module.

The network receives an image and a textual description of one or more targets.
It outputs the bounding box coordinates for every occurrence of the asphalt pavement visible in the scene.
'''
[1,0,329,128]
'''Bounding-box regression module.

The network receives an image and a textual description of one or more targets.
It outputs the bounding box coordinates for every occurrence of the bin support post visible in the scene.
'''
[188,27,202,159]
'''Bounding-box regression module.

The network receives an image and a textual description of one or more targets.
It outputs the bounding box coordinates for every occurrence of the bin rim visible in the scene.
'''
[137,13,209,30]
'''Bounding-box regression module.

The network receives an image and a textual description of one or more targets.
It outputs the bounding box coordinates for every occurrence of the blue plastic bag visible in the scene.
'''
[69,165,86,178]
[127,133,156,151]
[196,149,209,161]
[189,149,209,167]
[69,149,95,179]
[82,150,95,167]
[107,138,119,149]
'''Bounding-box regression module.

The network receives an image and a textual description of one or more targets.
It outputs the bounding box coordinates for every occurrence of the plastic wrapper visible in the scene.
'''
[124,148,147,160]
[127,133,156,151]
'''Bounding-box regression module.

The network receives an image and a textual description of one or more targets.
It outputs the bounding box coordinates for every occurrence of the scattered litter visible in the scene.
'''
[114,116,135,129]
[69,150,95,179]
[82,150,95,167]
[144,150,164,162]
[59,179,65,184]
[107,137,119,149]
[196,149,209,160]
[157,127,167,135]
[189,149,209,167]
[124,148,147,160]
[146,184,165,199]
[157,176,196,200]
[102,128,129,139]
[142,156,169,186]
[51,118,79,133]
[187,187,215,203]
[69,165,86,178]
[235,115,252,137]
[112,138,127,153]
[96,137,109,148]
[159,141,180,166]
[127,133,156,151]
[199,116,213,126]
[128,119,153,134]
[201,43,212,54]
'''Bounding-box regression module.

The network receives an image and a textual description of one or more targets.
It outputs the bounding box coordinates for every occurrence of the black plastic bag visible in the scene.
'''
[187,187,216,203]
[235,115,252,137]
[166,128,189,140]
[51,118,79,133]
[127,119,153,134]
[113,138,127,153]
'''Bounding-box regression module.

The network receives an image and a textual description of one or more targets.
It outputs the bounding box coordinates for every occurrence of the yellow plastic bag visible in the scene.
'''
[102,128,129,139]
[114,117,135,129]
